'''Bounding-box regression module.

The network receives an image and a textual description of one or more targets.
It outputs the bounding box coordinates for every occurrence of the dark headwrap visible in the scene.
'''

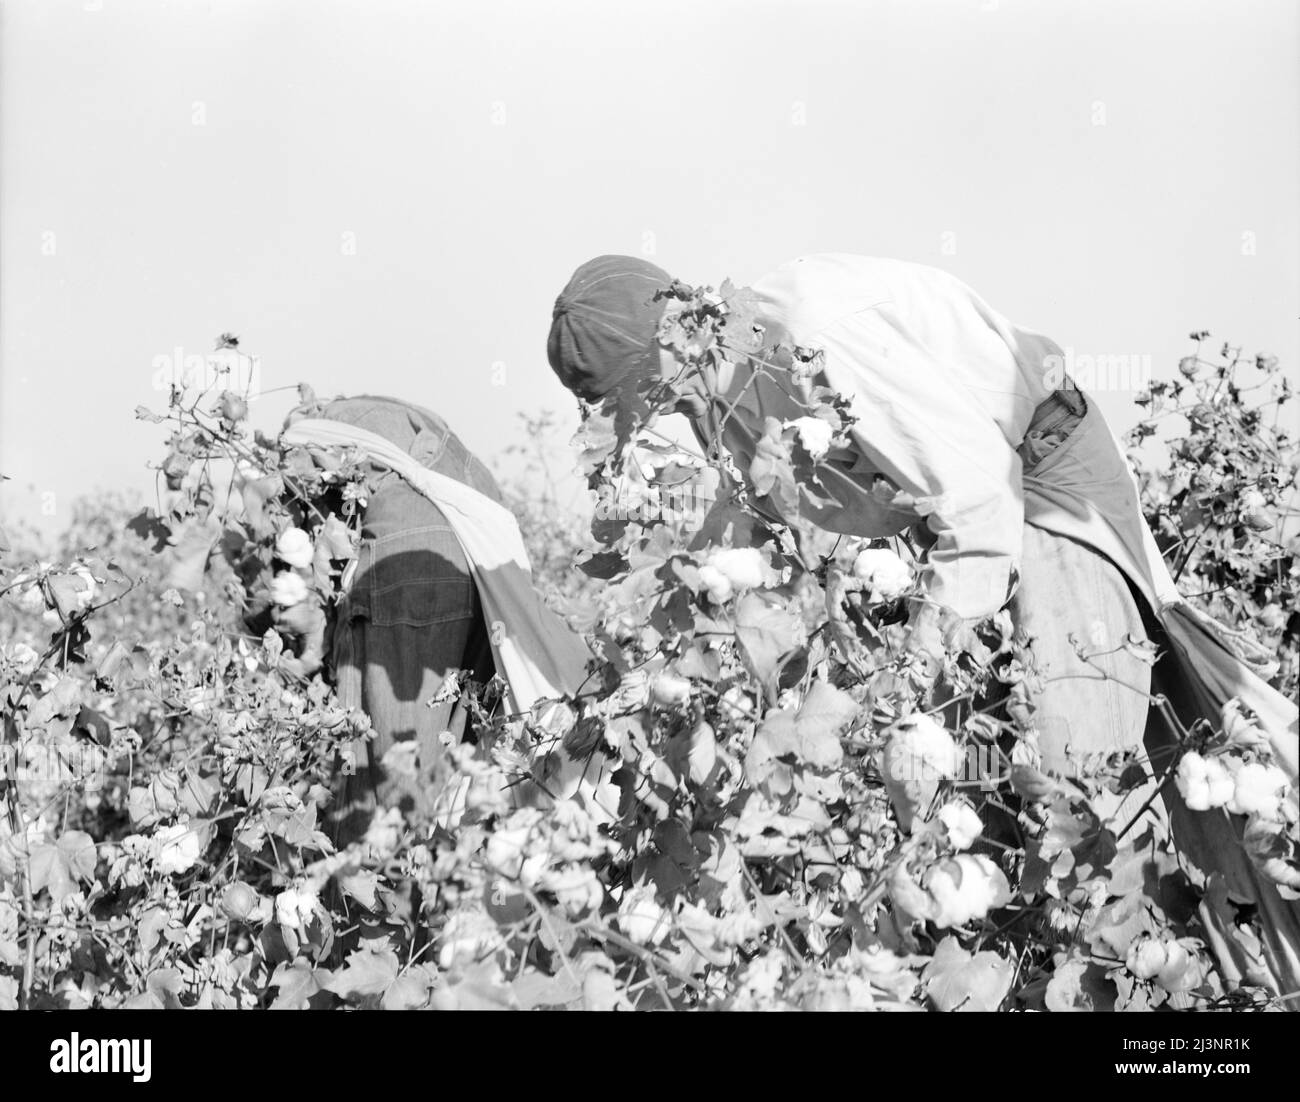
[547,255,674,402]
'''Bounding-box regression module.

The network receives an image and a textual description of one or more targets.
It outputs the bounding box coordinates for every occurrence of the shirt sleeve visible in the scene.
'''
[810,305,1025,620]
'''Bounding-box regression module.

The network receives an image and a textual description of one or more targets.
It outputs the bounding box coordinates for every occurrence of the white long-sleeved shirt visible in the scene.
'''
[709,254,1071,620]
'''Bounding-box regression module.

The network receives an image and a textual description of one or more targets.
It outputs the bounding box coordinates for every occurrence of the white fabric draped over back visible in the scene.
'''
[281,418,615,818]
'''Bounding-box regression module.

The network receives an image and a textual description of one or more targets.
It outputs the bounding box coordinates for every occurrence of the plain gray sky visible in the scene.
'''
[2,0,1297,535]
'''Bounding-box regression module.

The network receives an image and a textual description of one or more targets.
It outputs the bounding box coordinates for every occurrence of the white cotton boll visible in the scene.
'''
[1202,755,1236,809]
[438,910,504,970]
[790,417,834,460]
[613,668,651,712]
[1239,488,1267,513]
[926,854,1010,928]
[886,862,935,922]
[739,951,786,1003]
[707,547,769,592]
[7,643,39,675]
[1175,751,1234,811]
[885,714,963,783]
[1125,934,1168,980]
[1220,699,1270,753]
[274,885,319,932]
[484,808,544,879]
[16,583,46,615]
[937,801,984,851]
[649,670,693,708]
[697,564,734,604]
[716,909,764,947]
[379,741,419,778]
[542,865,604,917]
[1125,934,1204,993]
[71,566,98,610]
[275,527,315,570]
[851,548,913,601]
[1226,761,1290,821]
[882,714,963,834]
[718,686,754,726]
[269,571,310,607]
[617,884,668,946]
[151,822,202,875]
[1153,939,1200,993]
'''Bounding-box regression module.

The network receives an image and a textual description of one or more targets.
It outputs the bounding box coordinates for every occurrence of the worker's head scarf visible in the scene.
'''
[547,255,674,403]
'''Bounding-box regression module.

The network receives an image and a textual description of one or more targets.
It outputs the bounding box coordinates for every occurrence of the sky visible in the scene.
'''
[2,0,1297,537]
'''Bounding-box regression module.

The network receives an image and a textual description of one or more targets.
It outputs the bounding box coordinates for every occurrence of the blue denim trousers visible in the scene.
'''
[321,398,499,841]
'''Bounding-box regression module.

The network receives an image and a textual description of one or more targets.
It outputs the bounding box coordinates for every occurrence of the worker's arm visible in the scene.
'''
[811,305,1025,622]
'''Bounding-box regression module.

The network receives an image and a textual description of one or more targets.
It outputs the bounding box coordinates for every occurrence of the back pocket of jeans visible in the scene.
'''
[356,526,475,627]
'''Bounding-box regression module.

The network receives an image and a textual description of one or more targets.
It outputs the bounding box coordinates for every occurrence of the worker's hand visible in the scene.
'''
[908,519,939,554]
[273,601,327,678]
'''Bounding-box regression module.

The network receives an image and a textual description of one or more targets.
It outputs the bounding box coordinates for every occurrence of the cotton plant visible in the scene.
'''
[0,325,1293,1011]
[1171,699,1300,899]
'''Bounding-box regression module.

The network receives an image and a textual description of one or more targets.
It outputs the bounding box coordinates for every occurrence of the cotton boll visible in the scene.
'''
[790,416,834,460]
[650,670,693,708]
[16,583,46,615]
[706,547,770,592]
[71,566,98,610]
[269,571,310,607]
[1226,761,1289,821]
[438,909,505,970]
[7,643,39,676]
[697,564,734,604]
[1125,934,1206,993]
[1239,488,1267,513]
[925,854,1011,928]
[1125,934,1168,980]
[1154,939,1206,994]
[1174,751,1234,811]
[617,884,668,946]
[1220,699,1270,753]
[151,822,203,875]
[737,951,786,1003]
[886,862,936,923]
[542,864,604,917]
[220,881,261,921]
[851,548,913,601]
[275,527,315,569]
[882,714,963,833]
[613,668,651,711]
[937,800,984,851]
[885,715,962,783]
[718,686,754,727]
[716,908,764,947]
[274,884,320,933]
[484,808,544,879]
